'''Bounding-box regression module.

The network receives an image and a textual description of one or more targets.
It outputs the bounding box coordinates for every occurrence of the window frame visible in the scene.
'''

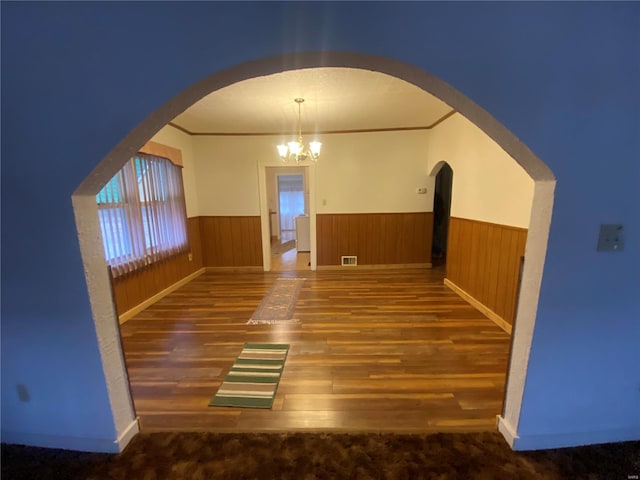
[96,144,188,277]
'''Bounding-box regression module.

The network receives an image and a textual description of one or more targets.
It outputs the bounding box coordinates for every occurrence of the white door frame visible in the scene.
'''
[258,160,317,271]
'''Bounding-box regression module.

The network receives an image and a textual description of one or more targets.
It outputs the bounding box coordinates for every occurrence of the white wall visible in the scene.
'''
[192,136,265,216]
[316,130,433,213]
[191,130,434,216]
[151,116,531,229]
[150,126,199,217]
[426,114,534,228]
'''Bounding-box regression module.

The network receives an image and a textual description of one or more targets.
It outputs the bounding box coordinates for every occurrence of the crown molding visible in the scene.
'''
[167,110,457,137]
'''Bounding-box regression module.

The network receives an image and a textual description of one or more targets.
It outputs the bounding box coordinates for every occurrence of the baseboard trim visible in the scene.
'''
[317,263,432,271]
[444,278,512,334]
[1,419,139,453]
[206,266,264,273]
[510,426,640,451]
[497,415,518,448]
[497,416,640,451]
[1,429,124,453]
[118,268,206,324]
[116,418,140,452]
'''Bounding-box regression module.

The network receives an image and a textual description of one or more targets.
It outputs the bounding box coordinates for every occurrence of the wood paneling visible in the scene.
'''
[187,216,203,267]
[120,267,510,432]
[112,212,432,317]
[112,217,203,315]
[446,217,527,326]
[316,212,433,266]
[199,216,263,267]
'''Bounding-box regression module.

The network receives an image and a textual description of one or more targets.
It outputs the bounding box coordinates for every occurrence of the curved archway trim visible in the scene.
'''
[72,51,555,450]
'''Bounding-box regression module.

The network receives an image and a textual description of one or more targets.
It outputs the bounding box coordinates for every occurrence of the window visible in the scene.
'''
[277,174,304,238]
[97,153,188,277]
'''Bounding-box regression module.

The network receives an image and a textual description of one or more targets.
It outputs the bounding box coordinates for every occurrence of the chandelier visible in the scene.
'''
[277,98,321,164]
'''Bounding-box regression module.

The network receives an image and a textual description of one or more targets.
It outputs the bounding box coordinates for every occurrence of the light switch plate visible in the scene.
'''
[597,224,624,252]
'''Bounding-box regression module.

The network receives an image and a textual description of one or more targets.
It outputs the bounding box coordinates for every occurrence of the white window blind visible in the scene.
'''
[96,153,188,278]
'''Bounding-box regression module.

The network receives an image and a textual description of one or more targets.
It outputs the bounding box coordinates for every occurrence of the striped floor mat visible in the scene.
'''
[209,343,290,409]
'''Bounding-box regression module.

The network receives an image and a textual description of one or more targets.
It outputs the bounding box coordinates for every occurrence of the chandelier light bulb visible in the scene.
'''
[276,144,288,158]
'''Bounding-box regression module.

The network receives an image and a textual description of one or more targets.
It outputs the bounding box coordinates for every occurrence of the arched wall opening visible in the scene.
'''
[72,52,555,450]
[429,161,453,267]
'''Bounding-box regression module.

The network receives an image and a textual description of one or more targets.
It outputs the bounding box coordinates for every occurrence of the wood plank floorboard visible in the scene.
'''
[120,266,511,432]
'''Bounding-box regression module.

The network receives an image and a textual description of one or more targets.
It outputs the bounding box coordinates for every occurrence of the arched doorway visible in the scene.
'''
[431,162,453,267]
[72,52,555,449]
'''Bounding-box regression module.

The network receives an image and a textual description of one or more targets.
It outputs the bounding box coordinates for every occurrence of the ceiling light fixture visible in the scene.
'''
[277,98,321,164]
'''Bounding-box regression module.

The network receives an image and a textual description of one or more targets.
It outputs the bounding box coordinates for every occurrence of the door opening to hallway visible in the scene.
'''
[271,172,310,271]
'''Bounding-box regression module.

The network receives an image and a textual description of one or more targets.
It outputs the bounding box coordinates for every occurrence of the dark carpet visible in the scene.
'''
[2,432,638,480]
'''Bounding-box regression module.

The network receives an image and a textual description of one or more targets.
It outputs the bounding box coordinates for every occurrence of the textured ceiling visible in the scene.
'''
[171,68,453,134]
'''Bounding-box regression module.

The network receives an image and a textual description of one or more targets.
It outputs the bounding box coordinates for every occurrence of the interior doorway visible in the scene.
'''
[263,166,312,272]
[432,163,453,267]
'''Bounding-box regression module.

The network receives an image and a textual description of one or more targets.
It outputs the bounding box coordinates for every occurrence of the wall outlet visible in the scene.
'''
[597,224,624,252]
[188,252,193,262]
[416,187,427,194]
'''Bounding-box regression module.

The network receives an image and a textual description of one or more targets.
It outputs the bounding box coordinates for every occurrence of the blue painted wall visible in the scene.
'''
[2,2,638,449]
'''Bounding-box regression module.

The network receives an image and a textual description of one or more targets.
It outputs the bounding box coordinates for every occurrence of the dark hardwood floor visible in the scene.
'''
[119,266,511,432]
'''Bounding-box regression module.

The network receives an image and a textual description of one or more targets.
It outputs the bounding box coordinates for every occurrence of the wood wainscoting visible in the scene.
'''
[113,216,263,321]
[114,213,434,321]
[316,212,433,266]
[113,217,204,319]
[199,216,263,267]
[445,217,527,330]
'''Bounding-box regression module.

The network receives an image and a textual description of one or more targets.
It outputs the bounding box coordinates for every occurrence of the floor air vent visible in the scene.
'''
[341,256,358,266]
